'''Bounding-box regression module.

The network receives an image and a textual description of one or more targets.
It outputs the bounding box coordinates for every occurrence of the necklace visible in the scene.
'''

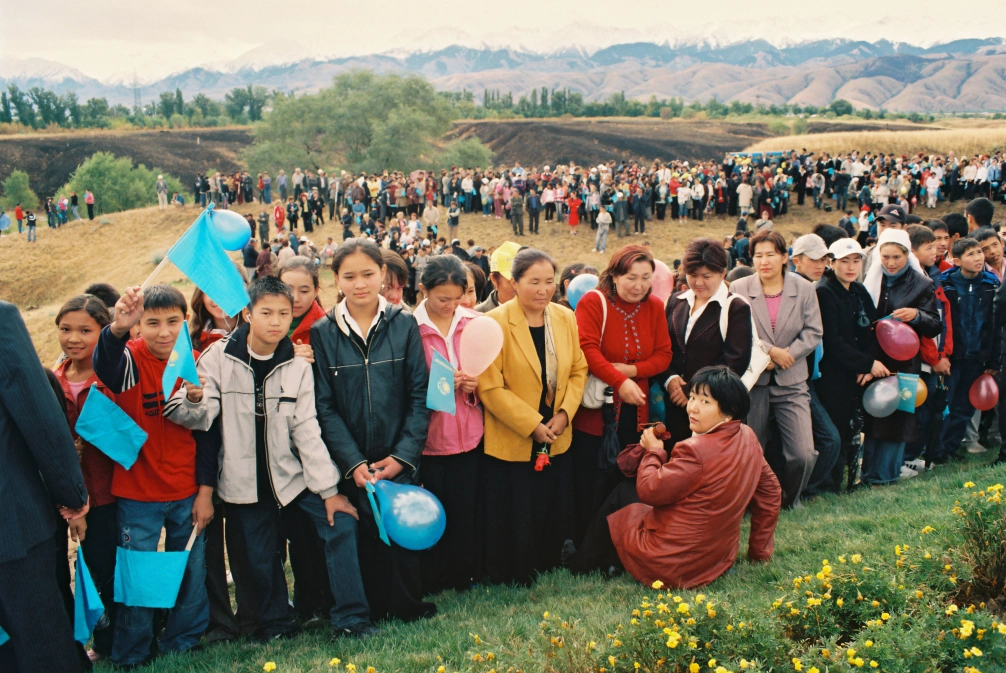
[764,290,783,299]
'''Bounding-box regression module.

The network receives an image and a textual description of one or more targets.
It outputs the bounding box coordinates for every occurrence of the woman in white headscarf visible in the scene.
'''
[860,228,941,485]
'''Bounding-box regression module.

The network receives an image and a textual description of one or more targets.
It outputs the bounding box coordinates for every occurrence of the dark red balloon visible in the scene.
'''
[969,373,999,412]
[876,318,920,361]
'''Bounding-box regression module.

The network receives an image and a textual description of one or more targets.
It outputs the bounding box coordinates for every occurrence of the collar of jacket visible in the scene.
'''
[327,301,403,340]
[940,267,1000,288]
[223,323,295,371]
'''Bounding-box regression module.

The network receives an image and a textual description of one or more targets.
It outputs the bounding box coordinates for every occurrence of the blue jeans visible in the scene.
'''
[804,382,842,496]
[72,205,80,220]
[27,225,36,242]
[835,189,848,212]
[936,358,985,460]
[111,495,208,667]
[16,219,22,233]
[263,187,271,203]
[47,212,56,228]
[813,187,823,208]
[862,438,905,485]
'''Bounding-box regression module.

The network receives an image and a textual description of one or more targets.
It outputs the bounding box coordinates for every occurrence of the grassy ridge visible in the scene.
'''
[745,125,1006,158]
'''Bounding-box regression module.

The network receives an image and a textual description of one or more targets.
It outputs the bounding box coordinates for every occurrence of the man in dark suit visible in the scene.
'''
[0,301,89,673]
[525,188,542,234]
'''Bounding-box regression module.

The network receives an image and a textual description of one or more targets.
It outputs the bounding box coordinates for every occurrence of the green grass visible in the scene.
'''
[93,456,1006,673]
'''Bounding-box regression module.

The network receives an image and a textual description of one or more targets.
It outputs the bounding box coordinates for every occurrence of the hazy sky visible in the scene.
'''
[4,0,1006,81]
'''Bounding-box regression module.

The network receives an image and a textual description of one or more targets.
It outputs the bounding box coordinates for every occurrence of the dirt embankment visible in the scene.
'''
[449,118,776,167]
[0,128,253,197]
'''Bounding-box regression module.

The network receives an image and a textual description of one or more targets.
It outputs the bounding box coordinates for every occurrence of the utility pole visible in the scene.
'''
[131,71,142,113]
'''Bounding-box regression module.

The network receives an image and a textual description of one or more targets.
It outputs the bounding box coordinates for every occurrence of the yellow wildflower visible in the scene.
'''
[346,666,356,673]
[678,602,691,614]
[865,640,873,647]
[609,656,617,666]
[870,661,879,668]
[614,639,622,647]
[707,659,717,668]
[871,600,881,608]
[809,668,820,673]
[851,554,862,564]
[366,668,376,673]
[690,663,701,673]
[853,657,864,667]
[263,664,277,673]
[543,611,549,619]
[964,481,975,488]
[652,580,664,589]
[881,612,890,621]
[740,659,750,669]
[330,659,341,668]
[970,647,982,657]
[634,663,641,670]
[792,657,803,670]
[437,667,445,673]
[921,526,935,534]
[838,556,847,563]
[471,634,482,645]
[836,598,845,607]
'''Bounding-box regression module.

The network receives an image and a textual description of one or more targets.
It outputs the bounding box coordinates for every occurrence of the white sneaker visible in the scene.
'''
[904,458,926,472]
[900,465,920,479]
[966,442,988,454]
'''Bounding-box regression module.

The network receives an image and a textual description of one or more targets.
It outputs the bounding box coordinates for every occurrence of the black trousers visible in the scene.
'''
[528,211,540,233]
[567,480,639,575]
[281,504,333,620]
[204,502,256,639]
[0,535,82,673]
[419,446,481,595]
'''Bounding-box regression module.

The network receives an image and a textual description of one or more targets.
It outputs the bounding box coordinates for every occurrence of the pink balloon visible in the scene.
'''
[459,316,504,376]
[876,318,920,361]
[651,259,674,303]
[969,373,999,412]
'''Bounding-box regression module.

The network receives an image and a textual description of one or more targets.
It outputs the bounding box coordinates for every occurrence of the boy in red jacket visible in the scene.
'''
[93,284,210,668]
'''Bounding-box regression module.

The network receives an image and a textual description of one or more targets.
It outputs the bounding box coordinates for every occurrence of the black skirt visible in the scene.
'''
[480,450,575,586]
[418,444,482,595]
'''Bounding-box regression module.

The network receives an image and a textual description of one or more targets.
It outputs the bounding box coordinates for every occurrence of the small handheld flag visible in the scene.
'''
[162,326,199,401]
[0,625,8,646]
[897,373,920,414]
[365,481,391,547]
[114,525,199,609]
[74,547,105,645]
[426,350,456,414]
[75,384,147,470]
[164,206,250,317]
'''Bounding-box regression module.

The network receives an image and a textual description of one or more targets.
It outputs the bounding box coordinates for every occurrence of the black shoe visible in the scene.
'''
[560,539,576,567]
[333,621,381,640]
[252,626,300,644]
[930,453,961,465]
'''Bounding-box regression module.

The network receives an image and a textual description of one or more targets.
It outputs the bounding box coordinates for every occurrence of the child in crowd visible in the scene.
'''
[593,208,612,253]
[92,284,210,668]
[413,255,483,594]
[931,236,1000,463]
[311,239,434,622]
[166,277,373,641]
[25,209,37,242]
[53,295,118,662]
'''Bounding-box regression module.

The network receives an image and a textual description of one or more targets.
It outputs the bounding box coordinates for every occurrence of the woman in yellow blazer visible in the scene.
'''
[478,248,588,585]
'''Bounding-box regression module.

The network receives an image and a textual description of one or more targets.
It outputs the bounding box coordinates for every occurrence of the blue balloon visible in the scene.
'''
[566,273,599,310]
[210,208,252,251]
[373,480,446,551]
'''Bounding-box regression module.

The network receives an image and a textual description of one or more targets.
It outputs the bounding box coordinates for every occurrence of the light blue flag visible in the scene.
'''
[897,373,920,414]
[74,546,105,644]
[75,384,147,470]
[0,213,10,231]
[166,206,250,317]
[426,350,456,414]
[0,625,8,646]
[162,326,199,401]
[114,547,190,609]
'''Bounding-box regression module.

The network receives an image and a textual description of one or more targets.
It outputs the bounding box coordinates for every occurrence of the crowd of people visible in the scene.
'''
[3,147,1006,673]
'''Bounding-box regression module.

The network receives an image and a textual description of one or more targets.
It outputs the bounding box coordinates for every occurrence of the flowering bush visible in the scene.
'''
[954,481,1006,604]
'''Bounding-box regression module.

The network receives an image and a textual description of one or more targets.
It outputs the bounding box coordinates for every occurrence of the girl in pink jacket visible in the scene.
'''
[414,255,484,594]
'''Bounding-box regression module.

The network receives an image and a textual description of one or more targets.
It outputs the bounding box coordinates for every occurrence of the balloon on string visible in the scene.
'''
[651,260,674,303]
[459,316,503,376]
[969,373,999,412]
[210,208,252,251]
[863,376,901,418]
[876,318,920,361]
[566,273,599,311]
[373,480,446,551]
[915,377,928,408]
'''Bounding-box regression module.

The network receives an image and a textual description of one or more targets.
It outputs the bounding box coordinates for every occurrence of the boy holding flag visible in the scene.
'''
[93,284,211,668]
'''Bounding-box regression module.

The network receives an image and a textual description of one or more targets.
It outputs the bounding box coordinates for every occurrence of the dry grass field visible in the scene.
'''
[3,197,966,365]
[745,123,1006,157]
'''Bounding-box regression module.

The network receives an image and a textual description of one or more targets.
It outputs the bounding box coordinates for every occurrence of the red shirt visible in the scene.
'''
[567,197,582,226]
[54,361,117,507]
[112,339,199,502]
[573,290,672,435]
[291,300,327,346]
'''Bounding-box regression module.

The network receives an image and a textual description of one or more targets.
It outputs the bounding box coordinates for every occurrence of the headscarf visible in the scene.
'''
[864,228,923,305]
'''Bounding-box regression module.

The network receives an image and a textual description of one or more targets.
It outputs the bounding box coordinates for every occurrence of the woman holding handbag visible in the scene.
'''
[662,239,753,441]
[570,246,672,545]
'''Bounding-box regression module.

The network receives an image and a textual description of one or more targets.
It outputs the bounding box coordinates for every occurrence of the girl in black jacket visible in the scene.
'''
[311,239,434,624]
[815,240,886,491]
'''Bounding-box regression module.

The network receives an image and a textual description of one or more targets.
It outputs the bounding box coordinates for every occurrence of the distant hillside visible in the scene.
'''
[4,38,1006,112]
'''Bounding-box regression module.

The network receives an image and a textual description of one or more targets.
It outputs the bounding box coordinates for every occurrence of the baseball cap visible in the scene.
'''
[791,234,830,260]
[490,241,521,279]
[452,238,461,246]
[877,204,907,225]
[829,238,865,259]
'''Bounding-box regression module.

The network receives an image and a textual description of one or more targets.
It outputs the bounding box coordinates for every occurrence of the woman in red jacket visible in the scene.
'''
[570,245,672,545]
[563,366,781,589]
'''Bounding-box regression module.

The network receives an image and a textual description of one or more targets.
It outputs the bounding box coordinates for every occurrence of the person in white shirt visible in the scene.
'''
[925,174,940,208]
[676,183,692,221]
[736,180,753,217]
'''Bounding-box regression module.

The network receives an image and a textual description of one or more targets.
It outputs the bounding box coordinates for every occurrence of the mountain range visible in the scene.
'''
[4,37,1006,112]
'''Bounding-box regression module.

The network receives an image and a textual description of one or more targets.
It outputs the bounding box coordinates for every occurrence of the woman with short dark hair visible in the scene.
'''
[662,238,753,441]
[563,366,781,589]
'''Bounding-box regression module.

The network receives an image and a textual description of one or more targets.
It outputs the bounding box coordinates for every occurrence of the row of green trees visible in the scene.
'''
[0,84,273,130]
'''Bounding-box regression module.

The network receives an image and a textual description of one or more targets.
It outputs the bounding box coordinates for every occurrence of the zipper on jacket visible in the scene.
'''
[349,337,375,452]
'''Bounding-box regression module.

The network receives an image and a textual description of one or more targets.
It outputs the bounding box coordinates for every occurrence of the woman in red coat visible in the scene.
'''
[563,366,781,589]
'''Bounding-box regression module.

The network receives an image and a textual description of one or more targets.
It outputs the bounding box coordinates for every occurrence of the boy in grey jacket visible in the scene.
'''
[166,277,378,641]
